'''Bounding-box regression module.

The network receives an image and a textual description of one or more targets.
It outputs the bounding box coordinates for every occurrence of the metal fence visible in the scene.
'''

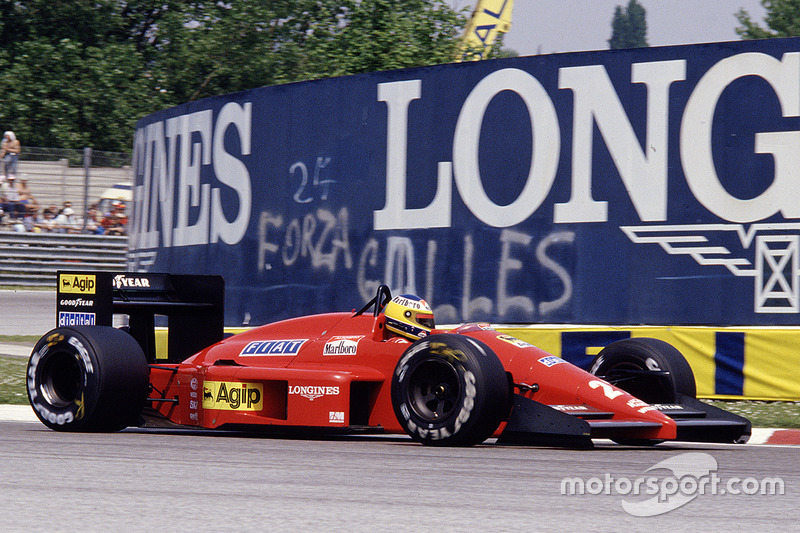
[0,231,128,287]
[3,146,133,226]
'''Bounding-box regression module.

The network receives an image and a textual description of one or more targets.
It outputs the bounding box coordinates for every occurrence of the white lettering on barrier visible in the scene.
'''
[131,102,252,250]
[452,68,560,228]
[556,60,686,223]
[374,80,452,230]
[132,51,800,249]
[375,54,800,229]
[681,52,800,223]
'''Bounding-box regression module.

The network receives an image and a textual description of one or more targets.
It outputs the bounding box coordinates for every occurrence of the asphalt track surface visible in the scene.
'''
[0,289,54,336]
[0,420,796,531]
[1,290,796,530]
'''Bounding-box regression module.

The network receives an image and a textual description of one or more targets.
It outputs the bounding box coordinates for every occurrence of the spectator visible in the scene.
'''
[35,206,58,232]
[0,175,24,220]
[101,200,128,235]
[84,205,105,235]
[54,202,80,233]
[0,178,8,221]
[105,212,128,235]
[17,177,37,212]
[14,204,38,232]
[1,131,21,178]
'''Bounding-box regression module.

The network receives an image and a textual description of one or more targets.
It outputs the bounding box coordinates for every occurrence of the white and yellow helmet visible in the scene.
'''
[384,294,435,340]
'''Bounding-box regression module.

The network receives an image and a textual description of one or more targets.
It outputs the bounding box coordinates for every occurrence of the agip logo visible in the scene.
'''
[202,381,263,411]
[59,274,96,294]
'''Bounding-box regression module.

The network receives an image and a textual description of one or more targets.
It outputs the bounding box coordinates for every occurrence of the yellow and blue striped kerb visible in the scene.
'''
[498,326,800,401]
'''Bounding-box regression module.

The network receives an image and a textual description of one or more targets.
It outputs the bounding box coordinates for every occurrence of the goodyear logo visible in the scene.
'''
[202,381,263,411]
[240,339,307,356]
[59,274,96,294]
[58,312,95,326]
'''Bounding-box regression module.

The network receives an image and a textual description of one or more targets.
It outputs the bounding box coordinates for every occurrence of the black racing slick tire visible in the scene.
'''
[391,334,510,446]
[589,337,697,404]
[27,326,149,432]
[589,338,697,447]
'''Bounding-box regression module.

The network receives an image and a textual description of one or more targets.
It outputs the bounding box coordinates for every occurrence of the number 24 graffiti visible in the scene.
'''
[292,157,335,203]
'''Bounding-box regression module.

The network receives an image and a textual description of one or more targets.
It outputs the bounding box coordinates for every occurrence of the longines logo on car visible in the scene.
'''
[289,385,340,401]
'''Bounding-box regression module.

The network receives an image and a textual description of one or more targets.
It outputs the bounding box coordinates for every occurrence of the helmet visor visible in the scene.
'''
[417,313,435,329]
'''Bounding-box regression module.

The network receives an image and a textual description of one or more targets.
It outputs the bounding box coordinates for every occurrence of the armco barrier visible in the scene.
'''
[0,231,128,287]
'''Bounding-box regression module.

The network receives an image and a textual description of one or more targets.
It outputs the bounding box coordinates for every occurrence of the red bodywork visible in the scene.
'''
[148,312,677,441]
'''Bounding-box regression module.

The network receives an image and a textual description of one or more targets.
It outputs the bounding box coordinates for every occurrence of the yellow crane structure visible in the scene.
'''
[457,0,514,61]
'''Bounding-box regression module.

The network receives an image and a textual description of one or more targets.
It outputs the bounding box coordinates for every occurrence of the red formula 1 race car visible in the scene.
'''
[27,272,750,447]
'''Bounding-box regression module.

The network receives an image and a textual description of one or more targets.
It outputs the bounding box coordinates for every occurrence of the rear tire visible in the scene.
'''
[27,326,149,432]
[391,334,510,446]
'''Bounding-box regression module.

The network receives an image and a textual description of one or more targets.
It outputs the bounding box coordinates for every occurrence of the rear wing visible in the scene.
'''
[56,271,224,363]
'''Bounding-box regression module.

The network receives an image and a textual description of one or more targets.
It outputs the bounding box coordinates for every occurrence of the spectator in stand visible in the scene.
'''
[35,206,58,232]
[0,178,9,221]
[106,212,128,235]
[84,205,105,235]
[17,177,37,212]
[101,200,128,235]
[14,204,38,232]
[0,175,24,220]
[54,201,80,233]
[1,131,21,178]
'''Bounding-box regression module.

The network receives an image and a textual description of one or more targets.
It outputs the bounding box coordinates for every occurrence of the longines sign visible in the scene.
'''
[130,38,800,326]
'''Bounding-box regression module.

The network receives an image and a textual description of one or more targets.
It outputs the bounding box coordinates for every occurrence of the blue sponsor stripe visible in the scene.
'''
[560,331,631,370]
[714,332,745,395]
[58,312,96,326]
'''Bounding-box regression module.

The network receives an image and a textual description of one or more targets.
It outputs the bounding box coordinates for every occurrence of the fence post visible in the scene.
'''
[83,147,92,232]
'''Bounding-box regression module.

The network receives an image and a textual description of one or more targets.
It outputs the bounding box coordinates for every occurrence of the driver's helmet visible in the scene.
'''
[384,294,435,340]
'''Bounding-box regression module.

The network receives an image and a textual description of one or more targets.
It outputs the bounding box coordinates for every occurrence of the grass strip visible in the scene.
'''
[0,356,27,405]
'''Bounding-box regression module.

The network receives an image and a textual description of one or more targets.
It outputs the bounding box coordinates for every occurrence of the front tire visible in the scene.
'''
[391,334,510,446]
[589,338,696,446]
[589,337,696,403]
[27,326,149,432]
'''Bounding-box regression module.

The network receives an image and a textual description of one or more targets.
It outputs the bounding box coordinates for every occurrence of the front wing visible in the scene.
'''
[497,394,751,447]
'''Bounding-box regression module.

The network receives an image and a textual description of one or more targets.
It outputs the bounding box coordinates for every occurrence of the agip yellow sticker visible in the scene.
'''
[59,274,96,294]
[202,381,263,411]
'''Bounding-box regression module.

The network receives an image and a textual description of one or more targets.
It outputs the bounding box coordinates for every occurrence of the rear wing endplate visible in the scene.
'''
[56,271,224,363]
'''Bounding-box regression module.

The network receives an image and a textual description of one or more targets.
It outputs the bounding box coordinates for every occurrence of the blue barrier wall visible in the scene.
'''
[130,38,800,329]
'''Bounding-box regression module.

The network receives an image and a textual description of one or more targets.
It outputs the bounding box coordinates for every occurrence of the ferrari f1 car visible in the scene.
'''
[27,272,750,447]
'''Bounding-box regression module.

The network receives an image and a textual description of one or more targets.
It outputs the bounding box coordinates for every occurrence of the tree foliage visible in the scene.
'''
[608,0,649,49]
[736,0,800,39]
[0,0,466,153]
